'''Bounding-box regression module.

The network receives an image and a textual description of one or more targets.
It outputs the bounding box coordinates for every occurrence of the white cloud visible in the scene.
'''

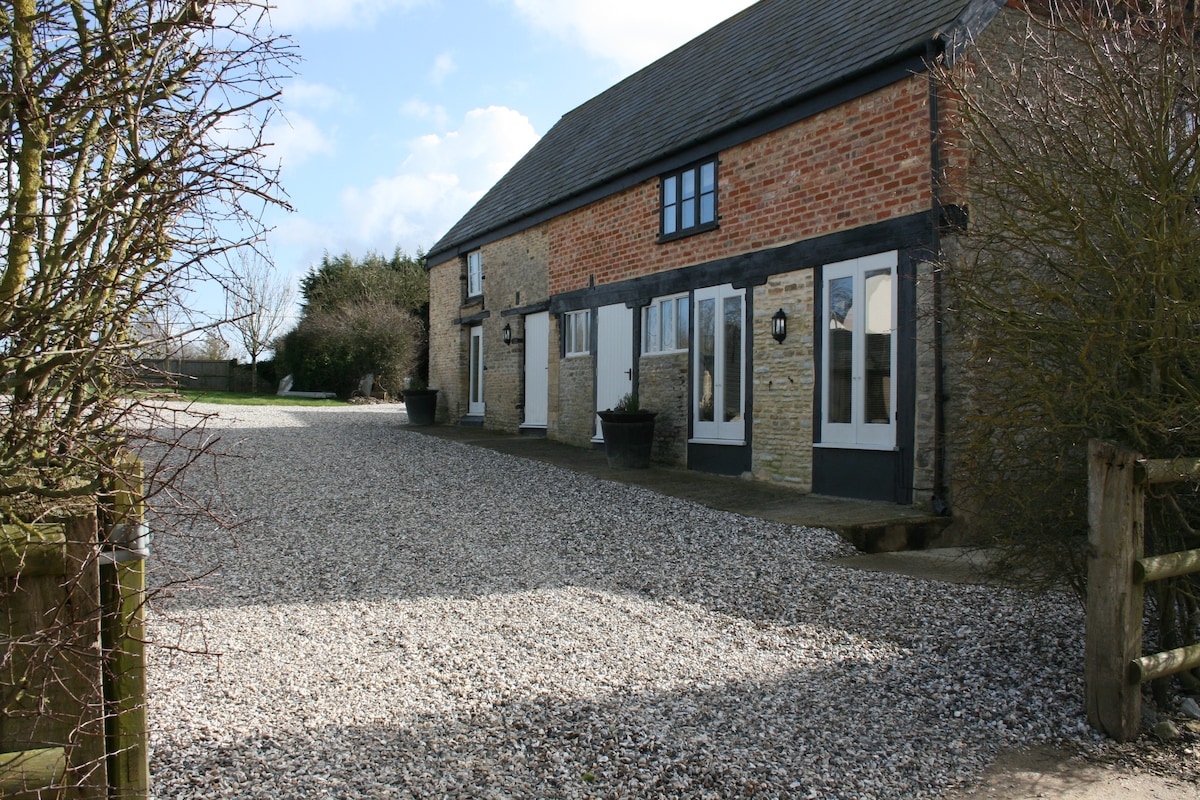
[400,99,451,130]
[269,0,427,30]
[510,0,758,73]
[430,52,457,86]
[264,111,335,168]
[337,106,539,251]
[284,81,352,112]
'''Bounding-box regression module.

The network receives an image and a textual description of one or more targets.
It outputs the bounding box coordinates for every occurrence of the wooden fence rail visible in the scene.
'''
[1086,439,1200,741]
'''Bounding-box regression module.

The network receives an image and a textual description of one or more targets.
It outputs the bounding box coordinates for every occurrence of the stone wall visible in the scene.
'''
[751,270,816,488]
[555,350,595,448]
[427,259,462,423]
[638,352,689,465]
[427,226,551,431]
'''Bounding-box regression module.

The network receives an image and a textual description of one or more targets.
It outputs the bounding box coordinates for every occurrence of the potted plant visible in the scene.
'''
[597,392,657,469]
[401,379,439,426]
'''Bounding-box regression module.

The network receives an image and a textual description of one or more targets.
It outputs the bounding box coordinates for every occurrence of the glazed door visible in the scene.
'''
[821,251,896,448]
[692,284,746,442]
[468,325,485,416]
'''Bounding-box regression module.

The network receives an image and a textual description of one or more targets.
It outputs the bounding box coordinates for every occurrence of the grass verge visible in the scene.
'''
[159,390,347,407]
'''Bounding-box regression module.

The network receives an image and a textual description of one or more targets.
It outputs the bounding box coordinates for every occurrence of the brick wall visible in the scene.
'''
[751,271,816,487]
[546,75,932,296]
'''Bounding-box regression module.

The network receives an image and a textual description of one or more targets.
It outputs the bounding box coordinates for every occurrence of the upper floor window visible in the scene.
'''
[563,310,590,357]
[643,294,689,355]
[467,250,483,298]
[661,158,717,240]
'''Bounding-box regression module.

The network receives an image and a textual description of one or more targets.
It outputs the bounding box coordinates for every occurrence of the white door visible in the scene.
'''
[692,284,746,442]
[594,303,633,440]
[522,312,549,427]
[468,326,485,416]
[821,251,896,448]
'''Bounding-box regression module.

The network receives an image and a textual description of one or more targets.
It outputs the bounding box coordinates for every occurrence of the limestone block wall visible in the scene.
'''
[638,352,688,465]
[428,260,463,423]
[481,228,550,432]
[912,257,941,508]
[555,350,596,448]
[426,226,550,431]
[751,270,816,488]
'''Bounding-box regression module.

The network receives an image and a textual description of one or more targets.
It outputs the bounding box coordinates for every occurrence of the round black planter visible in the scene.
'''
[402,389,439,426]
[597,411,657,469]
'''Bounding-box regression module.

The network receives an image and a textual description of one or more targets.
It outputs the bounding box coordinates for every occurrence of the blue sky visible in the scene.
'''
[248,0,759,313]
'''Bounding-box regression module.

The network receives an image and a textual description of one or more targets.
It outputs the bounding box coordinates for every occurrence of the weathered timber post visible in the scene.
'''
[1085,439,1145,742]
[100,454,150,799]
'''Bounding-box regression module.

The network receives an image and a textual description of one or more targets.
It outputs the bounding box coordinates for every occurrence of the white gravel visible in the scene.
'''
[145,403,1096,799]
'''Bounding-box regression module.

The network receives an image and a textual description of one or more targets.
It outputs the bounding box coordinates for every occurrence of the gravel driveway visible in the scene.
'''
[146,404,1092,799]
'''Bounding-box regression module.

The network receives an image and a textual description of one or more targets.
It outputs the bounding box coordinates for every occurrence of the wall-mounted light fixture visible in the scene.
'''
[502,322,523,346]
[771,309,788,343]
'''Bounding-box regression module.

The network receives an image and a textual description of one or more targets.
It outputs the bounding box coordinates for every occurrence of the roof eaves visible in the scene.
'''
[940,0,1007,63]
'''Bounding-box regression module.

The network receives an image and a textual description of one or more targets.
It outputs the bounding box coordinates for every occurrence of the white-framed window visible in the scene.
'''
[467,250,483,298]
[643,294,689,355]
[820,251,897,449]
[563,310,590,357]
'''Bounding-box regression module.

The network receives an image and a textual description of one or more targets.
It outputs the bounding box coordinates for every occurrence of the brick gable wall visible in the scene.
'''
[546,75,932,296]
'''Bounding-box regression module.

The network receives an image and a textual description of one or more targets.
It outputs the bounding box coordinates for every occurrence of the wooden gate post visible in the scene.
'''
[100,454,150,799]
[1085,439,1145,742]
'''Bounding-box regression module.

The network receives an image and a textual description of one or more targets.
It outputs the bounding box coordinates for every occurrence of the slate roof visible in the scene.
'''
[428,0,998,265]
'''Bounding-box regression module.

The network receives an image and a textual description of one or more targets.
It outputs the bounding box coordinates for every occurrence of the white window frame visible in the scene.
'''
[563,310,590,357]
[467,251,483,298]
[819,251,897,450]
[642,294,689,355]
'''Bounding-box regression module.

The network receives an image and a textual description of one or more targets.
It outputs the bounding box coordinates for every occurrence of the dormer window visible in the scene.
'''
[467,250,483,298]
[660,158,718,240]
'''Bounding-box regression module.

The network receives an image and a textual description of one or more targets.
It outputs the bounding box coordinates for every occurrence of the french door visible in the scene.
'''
[692,284,745,442]
[821,251,896,448]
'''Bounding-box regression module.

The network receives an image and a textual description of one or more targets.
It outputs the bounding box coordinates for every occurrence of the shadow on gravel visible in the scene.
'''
[151,649,1065,800]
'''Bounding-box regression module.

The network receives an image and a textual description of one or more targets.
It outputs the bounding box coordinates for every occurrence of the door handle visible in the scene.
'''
[625,369,632,379]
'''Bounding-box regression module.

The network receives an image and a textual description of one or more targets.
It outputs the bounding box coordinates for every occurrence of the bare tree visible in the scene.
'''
[226,253,296,391]
[934,1,1200,694]
[0,0,293,787]
[199,329,232,361]
[1,0,293,498]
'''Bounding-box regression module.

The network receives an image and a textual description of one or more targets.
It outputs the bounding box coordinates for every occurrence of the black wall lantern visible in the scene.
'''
[502,322,522,346]
[771,308,788,343]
